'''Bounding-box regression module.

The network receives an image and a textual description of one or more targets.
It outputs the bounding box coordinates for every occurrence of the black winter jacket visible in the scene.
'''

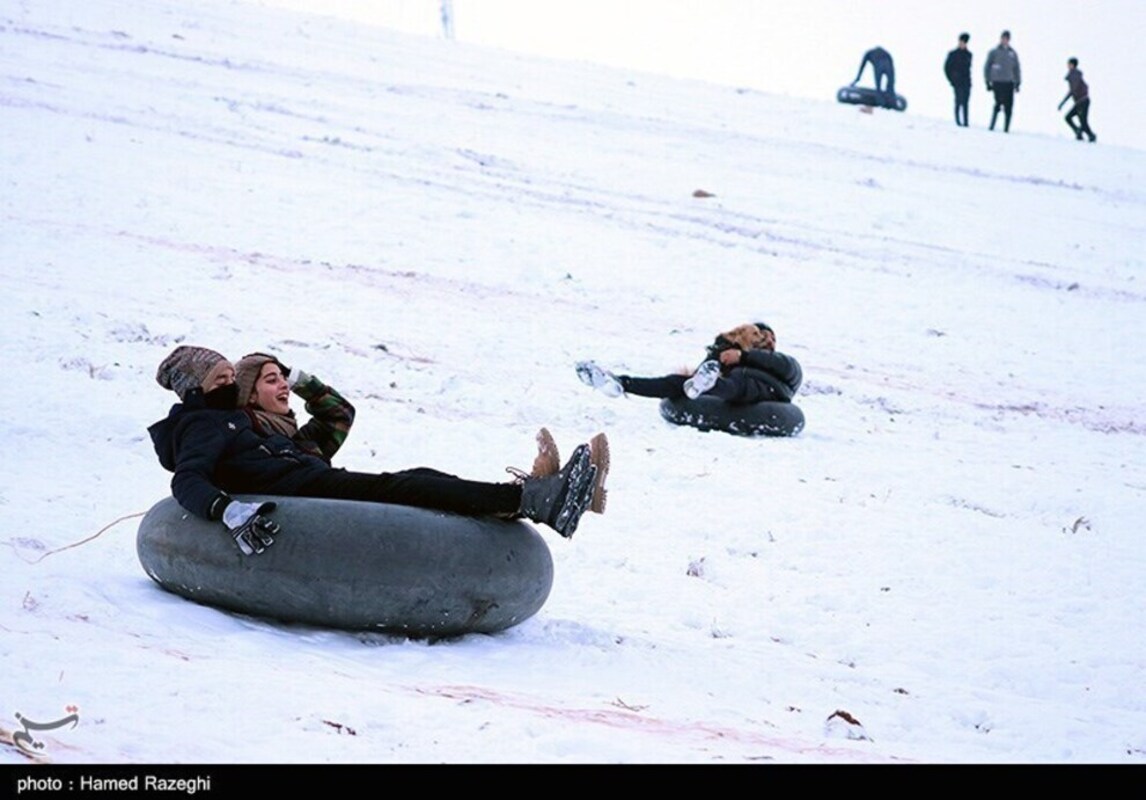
[945,48,972,88]
[725,348,803,403]
[148,389,334,520]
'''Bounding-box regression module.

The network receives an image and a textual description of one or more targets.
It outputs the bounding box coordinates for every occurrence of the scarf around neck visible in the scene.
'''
[246,407,299,441]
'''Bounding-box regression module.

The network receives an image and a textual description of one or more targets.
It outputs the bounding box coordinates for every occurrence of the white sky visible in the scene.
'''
[256,0,1143,149]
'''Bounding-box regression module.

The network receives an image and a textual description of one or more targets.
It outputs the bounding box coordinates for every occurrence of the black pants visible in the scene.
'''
[872,69,896,107]
[1065,99,1095,140]
[619,372,787,404]
[990,82,1015,131]
[297,467,522,517]
[874,68,895,97]
[953,85,970,126]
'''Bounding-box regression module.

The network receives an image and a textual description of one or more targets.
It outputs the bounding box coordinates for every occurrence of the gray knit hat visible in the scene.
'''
[156,345,233,401]
[234,352,282,408]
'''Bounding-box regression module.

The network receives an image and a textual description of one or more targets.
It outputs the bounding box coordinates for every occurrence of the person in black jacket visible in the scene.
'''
[576,322,802,406]
[148,346,607,554]
[945,33,973,127]
[1058,57,1096,142]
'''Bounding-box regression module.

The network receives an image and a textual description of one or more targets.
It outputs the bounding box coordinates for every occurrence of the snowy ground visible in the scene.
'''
[1,0,1144,767]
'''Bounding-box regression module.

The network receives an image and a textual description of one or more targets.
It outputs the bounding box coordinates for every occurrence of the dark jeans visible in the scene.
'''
[953,85,970,126]
[297,467,522,517]
[619,372,787,404]
[990,82,1015,131]
[873,68,895,96]
[1065,99,1095,140]
[875,70,896,107]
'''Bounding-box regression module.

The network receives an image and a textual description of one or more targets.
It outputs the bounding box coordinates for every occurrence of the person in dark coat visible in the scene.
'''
[984,30,1021,132]
[576,322,802,406]
[945,32,973,127]
[851,46,897,108]
[148,346,607,554]
[1058,57,1096,142]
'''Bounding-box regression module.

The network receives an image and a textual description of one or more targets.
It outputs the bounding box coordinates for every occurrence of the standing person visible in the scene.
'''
[149,346,609,553]
[984,30,1021,132]
[1058,57,1097,142]
[576,322,802,406]
[851,46,896,108]
[944,32,973,127]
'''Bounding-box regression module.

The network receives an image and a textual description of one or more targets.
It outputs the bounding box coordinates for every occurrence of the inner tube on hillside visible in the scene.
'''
[659,396,805,437]
[836,85,908,112]
[137,495,554,638]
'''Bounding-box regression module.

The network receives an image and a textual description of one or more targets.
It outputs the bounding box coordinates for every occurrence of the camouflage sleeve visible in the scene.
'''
[292,372,356,461]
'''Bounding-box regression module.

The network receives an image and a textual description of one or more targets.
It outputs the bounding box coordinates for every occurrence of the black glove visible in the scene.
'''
[1015,84,1020,93]
[986,82,993,91]
[222,500,280,555]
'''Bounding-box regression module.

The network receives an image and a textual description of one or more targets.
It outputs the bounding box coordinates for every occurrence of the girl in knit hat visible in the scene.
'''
[149,347,608,555]
[576,322,803,406]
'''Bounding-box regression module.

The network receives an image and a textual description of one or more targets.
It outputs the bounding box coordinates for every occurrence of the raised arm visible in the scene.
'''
[291,370,356,461]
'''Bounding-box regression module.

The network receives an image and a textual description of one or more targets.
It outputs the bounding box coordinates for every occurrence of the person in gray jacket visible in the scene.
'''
[1058,57,1096,142]
[984,30,1021,132]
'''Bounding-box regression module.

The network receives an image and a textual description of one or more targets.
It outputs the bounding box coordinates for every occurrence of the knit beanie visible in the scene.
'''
[234,352,281,407]
[156,346,233,401]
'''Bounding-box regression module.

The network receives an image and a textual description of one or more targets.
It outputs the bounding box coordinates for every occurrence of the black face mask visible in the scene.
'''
[202,383,239,410]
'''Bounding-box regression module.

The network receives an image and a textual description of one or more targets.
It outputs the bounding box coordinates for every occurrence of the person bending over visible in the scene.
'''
[852,46,897,108]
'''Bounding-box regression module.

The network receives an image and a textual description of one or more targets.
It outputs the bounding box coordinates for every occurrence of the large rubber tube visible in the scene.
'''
[137,496,554,638]
[837,85,907,111]
[659,396,805,437]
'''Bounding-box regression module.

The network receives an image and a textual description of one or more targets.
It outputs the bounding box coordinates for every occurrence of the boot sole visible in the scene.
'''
[553,446,594,537]
[557,464,597,539]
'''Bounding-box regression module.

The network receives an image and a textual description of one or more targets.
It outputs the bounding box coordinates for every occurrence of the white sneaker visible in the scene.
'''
[683,360,721,399]
[575,361,624,398]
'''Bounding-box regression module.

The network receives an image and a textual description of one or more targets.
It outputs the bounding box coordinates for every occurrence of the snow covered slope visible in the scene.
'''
[1,0,1144,764]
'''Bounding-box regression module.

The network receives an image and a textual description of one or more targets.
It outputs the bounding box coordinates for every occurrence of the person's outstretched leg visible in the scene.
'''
[298,450,597,538]
[299,467,520,517]
[619,374,687,398]
[576,361,689,399]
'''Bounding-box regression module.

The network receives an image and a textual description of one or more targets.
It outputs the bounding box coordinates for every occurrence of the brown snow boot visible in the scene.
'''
[531,427,561,478]
[519,444,595,538]
[587,432,610,514]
